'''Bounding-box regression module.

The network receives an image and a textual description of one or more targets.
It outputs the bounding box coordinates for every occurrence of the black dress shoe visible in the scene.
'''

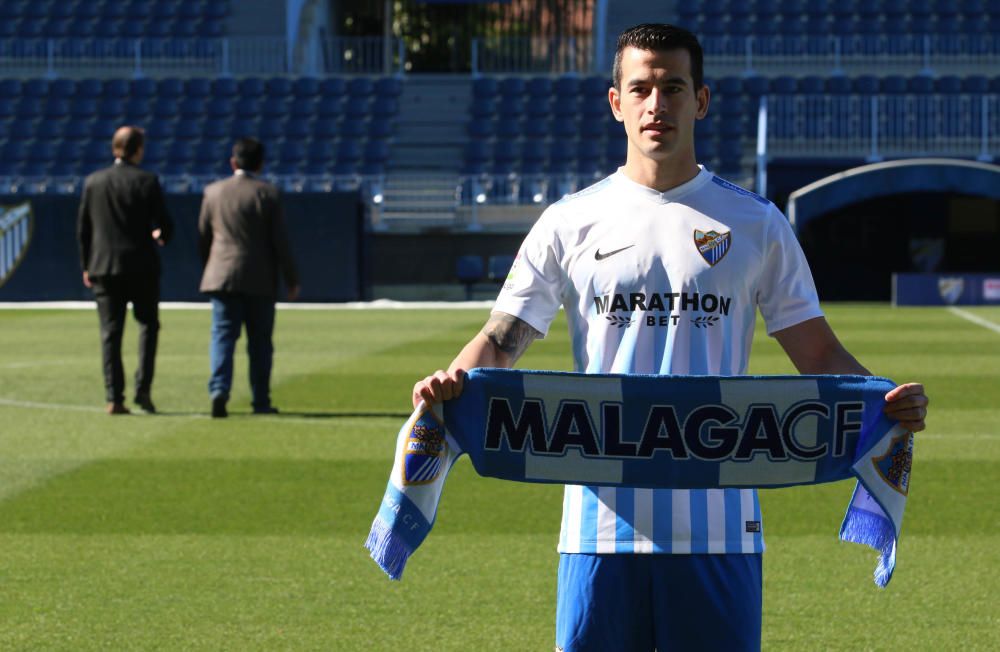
[134,393,156,414]
[211,395,228,419]
[252,406,279,415]
[106,402,131,415]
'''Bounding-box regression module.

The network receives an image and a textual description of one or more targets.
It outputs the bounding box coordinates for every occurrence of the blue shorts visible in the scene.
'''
[555,553,762,652]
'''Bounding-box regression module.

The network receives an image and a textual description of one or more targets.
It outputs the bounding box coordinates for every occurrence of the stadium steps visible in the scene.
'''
[387,75,472,173]
[374,174,461,229]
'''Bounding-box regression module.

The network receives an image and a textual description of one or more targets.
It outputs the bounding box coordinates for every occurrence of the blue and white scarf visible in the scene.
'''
[365,369,912,587]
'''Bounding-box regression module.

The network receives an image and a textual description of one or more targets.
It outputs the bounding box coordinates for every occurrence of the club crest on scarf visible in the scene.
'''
[873,431,913,496]
[402,409,448,485]
[0,202,33,288]
[937,277,964,304]
[694,229,731,266]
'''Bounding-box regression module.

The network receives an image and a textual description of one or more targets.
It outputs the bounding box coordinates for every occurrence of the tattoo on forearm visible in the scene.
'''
[482,312,540,363]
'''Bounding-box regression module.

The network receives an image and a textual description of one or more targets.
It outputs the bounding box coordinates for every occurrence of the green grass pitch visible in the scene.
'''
[0,304,998,651]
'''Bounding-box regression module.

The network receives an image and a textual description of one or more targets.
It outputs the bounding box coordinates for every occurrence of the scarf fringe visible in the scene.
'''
[365,516,412,581]
[840,507,897,588]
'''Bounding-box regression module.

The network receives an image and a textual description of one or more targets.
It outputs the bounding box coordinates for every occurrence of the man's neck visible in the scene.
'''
[621,153,700,193]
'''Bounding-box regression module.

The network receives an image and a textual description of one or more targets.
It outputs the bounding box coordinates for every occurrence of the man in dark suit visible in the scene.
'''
[77,125,173,415]
[198,138,300,418]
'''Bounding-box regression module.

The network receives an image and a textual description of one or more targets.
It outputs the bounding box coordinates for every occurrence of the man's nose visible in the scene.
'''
[646,88,667,114]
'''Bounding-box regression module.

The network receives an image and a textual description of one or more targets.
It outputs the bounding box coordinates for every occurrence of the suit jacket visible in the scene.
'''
[198,172,299,299]
[77,160,173,278]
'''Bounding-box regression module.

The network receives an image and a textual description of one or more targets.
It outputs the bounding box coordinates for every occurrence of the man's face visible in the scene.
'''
[609,46,709,164]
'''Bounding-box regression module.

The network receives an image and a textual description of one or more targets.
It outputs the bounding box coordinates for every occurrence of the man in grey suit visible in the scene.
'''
[197,138,300,418]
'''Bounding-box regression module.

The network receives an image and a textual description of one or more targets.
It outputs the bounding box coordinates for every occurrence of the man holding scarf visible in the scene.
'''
[413,24,928,652]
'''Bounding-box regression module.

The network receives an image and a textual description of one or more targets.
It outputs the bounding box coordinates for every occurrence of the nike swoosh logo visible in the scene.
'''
[594,244,635,261]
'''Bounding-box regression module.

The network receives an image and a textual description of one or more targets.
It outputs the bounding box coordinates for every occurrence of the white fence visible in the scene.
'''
[471,37,595,75]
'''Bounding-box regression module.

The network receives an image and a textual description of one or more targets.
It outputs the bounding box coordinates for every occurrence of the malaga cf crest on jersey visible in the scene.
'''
[873,431,913,496]
[694,229,731,266]
[402,408,448,485]
[0,202,33,288]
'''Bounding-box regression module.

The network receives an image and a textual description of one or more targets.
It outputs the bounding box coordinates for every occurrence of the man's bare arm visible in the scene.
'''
[413,311,541,407]
[773,316,928,432]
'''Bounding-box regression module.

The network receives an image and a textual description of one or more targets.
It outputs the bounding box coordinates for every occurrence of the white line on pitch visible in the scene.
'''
[948,307,1000,335]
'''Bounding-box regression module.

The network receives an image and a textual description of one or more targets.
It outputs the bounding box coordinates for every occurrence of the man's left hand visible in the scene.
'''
[152,228,164,246]
[884,383,929,432]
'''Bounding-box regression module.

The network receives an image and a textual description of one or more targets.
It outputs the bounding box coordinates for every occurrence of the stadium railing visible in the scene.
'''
[763,93,1000,161]
[0,37,403,78]
[703,34,1000,76]
[471,37,594,75]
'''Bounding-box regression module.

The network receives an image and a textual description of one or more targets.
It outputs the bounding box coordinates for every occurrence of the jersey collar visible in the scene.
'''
[611,165,712,204]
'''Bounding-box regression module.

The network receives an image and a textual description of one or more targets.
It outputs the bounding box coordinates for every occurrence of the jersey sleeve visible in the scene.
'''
[491,208,566,337]
[757,206,824,335]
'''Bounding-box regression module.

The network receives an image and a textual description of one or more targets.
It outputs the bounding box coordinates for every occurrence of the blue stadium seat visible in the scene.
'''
[209,77,237,98]
[340,118,368,139]
[499,77,526,97]
[557,75,584,97]
[798,76,825,94]
[0,101,16,121]
[487,255,515,282]
[175,120,203,141]
[76,79,103,99]
[527,77,553,97]
[231,118,260,139]
[744,76,770,97]
[316,97,344,119]
[525,97,551,120]
[472,77,499,98]
[260,97,289,119]
[290,98,318,120]
[455,256,485,298]
[283,119,312,141]
[344,97,372,120]
[312,118,338,140]
[123,99,151,121]
[203,118,232,141]
[935,75,963,93]
[101,78,129,98]
[579,117,604,138]
[826,76,852,94]
[497,97,524,118]
[157,78,185,99]
[206,98,235,120]
[259,120,284,142]
[266,77,294,96]
[852,75,880,93]
[335,139,363,166]
[907,75,935,93]
[97,98,124,119]
[23,79,49,99]
[70,98,98,119]
[179,98,206,119]
[495,116,521,139]
[467,118,495,139]
[962,75,989,92]
[347,77,374,97]
[319,77,346,97]
[235,99,262,120]
[374,77,402,98]
[239,77,266,98]
[185,78,213,98]
[696,138,718,162]
[470,97,496,119]
[293,77,320,97]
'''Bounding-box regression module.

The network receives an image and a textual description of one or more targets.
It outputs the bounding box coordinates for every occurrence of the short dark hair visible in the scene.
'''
[111,126,145,159]
[612,23,704,91]
[232,137,265,171]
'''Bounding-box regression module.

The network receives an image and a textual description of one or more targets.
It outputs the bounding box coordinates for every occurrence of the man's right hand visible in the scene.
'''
[82,271,92,288]
[412,368,466,408]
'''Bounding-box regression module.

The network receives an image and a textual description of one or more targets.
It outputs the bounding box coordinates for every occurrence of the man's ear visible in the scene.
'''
[696,84,711,120]
[608,86,624,123]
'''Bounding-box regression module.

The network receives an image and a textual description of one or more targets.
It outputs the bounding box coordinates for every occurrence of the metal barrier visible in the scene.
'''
[764,93,1000,162]
[0,37,401,78]
[704,34,1000,75]
[471,37,594,75]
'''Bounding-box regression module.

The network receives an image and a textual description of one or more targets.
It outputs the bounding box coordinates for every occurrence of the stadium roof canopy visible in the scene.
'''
[787,158,1000,232]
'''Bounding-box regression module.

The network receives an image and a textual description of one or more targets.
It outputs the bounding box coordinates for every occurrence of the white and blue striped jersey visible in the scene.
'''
[492,167,823,555]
